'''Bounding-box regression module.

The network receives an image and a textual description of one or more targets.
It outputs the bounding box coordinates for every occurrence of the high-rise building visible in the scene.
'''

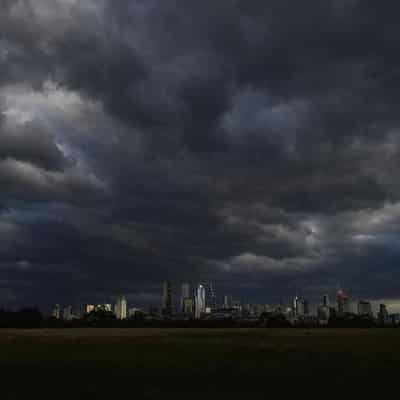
[343,298,355,314]
[293,297,308,316]
[223,295,232,309]
[52,304,61,319]
[317,305,330,322]
[195,284,206,319]
[358,301,372,316]
[205,283,217,309]
[63,305,73,321]
[336,289,349,314]
[180,283,191,312]
[323,294,330,307]
[128,308,142,318]
[96,304,112,312]
[84,304,95,314]
[181,283,191,299]
[303,300,310,315]
[293,296,299,316]
[115,296,127,320]
[378,304,389,325]
[183,298,194,315]
[162,281,172,316]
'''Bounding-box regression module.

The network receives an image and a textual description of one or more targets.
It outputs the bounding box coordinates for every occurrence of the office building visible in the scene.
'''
[323,294,330,307]
[358,301,372,316]
[52,304,61,319]
[317,305,330,322]
[293,296,299,316]
[95,304,112,312]
[84,304,95,314]
[180,283,191,312]
[294,297,308,316]
[181,283,191,299]
[195,284,206,319]
[337,289,349,314]
[378,304,389,324]
[232,300,242,312]
[223,295,233,309]
[128,308,142,318]
[162,281,173,316]
[183,298,194,315]
[205,283,217,309]
[63,305,73,321]
[304,300,311,315]
[115,296,127,320]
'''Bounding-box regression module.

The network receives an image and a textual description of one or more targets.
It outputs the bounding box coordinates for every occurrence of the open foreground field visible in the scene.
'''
[1,328,399,398]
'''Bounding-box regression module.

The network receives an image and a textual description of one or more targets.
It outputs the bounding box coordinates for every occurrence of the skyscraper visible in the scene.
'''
[52,304,61,319]
[162,281,173,316]
[223,295,233,309]
[63,305,73,321]
[205,283,217,309]
[115,296,127,320]
[323,294,330,307]
[293,296,299,316]
[378,303,389,325]
[183,298,194,315]
[336,289,348,314]
[195,284,206,319]
[303,300,310,315]
[180,283,191,312]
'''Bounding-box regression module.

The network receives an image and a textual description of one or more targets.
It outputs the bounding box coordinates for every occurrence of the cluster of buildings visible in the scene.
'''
[291,289,395,325]
[51,283,399,326]
[52,296,128,321]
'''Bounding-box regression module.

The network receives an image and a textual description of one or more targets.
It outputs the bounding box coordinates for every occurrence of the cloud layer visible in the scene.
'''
[1,0,400,309]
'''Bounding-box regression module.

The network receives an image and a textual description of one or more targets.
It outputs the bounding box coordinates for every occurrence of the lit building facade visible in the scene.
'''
[195,284,206,319]
[337,289,349,314]
[180,283,191,312]
[115,296,127,320]
[52,304,61,319]
[183,298,194,315]
[63,305,73,321]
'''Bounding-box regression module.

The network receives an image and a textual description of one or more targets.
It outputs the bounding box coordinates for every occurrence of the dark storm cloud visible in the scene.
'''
[0,118,67,170]
[2,0,400,309]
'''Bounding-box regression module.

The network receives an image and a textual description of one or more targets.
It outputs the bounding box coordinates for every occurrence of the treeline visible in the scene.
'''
[0,308,396,329]
[0,309,44,328]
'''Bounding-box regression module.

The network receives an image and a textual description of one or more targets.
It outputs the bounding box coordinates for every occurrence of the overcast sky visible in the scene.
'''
[2,0,400,311]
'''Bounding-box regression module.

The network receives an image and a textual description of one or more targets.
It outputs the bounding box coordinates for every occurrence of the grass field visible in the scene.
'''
[0,328,398,398]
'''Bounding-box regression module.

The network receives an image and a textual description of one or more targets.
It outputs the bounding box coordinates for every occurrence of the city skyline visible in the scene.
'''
[2,1,400,311]
[44,281,400,318]
[44,283,397,329]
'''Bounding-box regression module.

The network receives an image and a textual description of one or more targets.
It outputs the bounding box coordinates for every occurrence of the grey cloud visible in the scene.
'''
[1,0,400,307]
[0,118,68,170]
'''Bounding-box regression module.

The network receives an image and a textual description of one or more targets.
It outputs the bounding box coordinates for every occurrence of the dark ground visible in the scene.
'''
[0,328,398,398]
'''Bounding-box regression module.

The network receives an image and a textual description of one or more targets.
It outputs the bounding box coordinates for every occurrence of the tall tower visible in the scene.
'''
[293,296,299,317]
[336,289,348,314]
[52,304,61,319]
[195,284,206,319]
[162,281,173,316]
[378,304,388,325]
[115,296,127,320]
[180,283,191,312]
[206,283,217,309]
[223,295,233,309]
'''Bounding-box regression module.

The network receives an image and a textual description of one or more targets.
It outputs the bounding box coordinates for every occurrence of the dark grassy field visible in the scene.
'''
[0,328,398,398]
